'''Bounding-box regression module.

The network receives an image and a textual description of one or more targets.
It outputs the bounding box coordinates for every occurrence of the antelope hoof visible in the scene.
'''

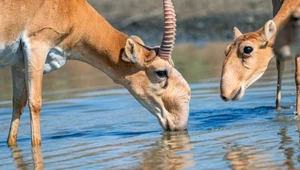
[7,137,17,146]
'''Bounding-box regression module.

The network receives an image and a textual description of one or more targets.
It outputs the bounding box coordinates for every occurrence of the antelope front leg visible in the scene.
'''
[276,58,285,111]
[295,56,300,116]
[7,66,28,146]
[24,39,49,146]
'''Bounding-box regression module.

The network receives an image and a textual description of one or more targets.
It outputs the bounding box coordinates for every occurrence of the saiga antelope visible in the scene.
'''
[274,5,300,113]
[0,0,191,146]
[220,0,300,111]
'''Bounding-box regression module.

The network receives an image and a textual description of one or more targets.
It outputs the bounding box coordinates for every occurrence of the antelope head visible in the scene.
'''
[118,0,190,131]
[220,20,277,101]
[274,5,300,59]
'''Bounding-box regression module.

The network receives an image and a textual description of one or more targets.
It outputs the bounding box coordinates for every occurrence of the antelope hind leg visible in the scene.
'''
[276,58,285,111]
[295,55,300,116]
[7,66,28,146]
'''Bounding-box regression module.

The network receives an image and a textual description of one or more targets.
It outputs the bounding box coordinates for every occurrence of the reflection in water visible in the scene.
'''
[139,131,195,170]
[224,123,300,170]
[31,147,43,170]
[10,146,43,170]
[278,126,297,169]
[6,131,194,169]
[10,146,28,170]
[224,144,274,170]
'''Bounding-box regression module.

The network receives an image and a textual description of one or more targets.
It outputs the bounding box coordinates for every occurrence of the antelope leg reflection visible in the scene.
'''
[9,146,43,170]
[32,147,43,170]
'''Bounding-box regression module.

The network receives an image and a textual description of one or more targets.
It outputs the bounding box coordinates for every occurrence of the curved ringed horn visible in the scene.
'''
[158,0,177,59]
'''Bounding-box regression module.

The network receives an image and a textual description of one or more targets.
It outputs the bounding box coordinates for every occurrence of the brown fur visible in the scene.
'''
[274,5,300,114]
[1,0,191,146]
[220,0,299,110]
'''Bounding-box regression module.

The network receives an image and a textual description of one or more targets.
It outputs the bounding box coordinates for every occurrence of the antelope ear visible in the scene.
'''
[233,27,242,40]
[122,38,142,64]
[261,20,277,42]
[130,35,145,45]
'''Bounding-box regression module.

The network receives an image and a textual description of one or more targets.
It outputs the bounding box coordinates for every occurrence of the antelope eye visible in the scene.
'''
[155,70,168,78]
[291,15,299,22]
[243,46,253,54]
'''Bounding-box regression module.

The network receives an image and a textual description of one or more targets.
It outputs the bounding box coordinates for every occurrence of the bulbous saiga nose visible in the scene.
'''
[220,94,229,101]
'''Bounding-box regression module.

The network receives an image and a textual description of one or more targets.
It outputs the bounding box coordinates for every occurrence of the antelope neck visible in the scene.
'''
[72,3,134,84]
[273,0,300,30]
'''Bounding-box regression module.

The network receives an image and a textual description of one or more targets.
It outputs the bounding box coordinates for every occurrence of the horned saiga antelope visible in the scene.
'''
[0,0,191,146]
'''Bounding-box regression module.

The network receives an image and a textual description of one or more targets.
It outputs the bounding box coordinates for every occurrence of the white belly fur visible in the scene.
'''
[0,35,67,74]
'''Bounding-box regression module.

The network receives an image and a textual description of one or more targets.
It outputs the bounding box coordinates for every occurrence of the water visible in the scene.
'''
[1,42,300,169]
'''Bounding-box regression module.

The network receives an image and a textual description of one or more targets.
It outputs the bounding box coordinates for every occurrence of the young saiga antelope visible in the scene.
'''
[220,0,300,111]
[274,5,300,114]
[0,0,191,146]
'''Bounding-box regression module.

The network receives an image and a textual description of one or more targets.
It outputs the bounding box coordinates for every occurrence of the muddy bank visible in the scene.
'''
[88,0,273,44]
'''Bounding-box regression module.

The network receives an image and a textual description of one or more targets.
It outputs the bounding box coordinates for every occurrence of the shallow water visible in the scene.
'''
[1,42,300,169]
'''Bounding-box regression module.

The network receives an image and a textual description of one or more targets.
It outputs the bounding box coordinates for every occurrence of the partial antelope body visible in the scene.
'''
[274,5,300,113]
[1,0,191,146]
[220,0,300,112]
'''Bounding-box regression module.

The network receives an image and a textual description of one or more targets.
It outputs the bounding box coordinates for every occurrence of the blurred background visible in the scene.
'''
[89,0,273,43]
